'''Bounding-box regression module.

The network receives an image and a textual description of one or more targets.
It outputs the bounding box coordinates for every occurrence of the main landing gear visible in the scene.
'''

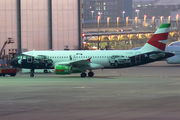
[81,72,87,78]
[80,71,94,78]
[30,69,34,77]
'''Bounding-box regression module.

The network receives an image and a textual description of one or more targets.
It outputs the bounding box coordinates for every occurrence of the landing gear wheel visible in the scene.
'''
[81,72,87,78]
[30,69,34,77]
[88,72,94,77]
[44,69,48,73]
[30,73,34,77]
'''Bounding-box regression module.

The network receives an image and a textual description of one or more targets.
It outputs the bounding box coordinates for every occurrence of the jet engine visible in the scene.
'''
[167,55,180,64]
[55,65,72,75]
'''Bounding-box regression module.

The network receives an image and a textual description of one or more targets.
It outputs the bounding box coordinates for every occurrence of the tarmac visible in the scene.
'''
[0,61,180,120]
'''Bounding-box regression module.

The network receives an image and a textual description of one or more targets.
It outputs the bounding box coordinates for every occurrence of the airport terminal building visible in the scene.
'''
[0,0,83,56]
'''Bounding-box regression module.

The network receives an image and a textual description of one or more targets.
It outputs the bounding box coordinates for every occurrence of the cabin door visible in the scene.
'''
[27,53,33,63]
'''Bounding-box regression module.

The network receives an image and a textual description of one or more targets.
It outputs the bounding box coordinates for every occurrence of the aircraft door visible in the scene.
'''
[27,53,33,63]
[73,55,76,61]
[135,52,141,63]
[69,55,73,60]
[69,55,76,61]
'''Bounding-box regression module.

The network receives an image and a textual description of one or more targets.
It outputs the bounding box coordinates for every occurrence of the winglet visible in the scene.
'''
[87,57,92,62]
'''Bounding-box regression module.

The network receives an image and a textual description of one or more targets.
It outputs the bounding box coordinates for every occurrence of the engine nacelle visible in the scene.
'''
[55,65,72,75]
[167,55,180,64]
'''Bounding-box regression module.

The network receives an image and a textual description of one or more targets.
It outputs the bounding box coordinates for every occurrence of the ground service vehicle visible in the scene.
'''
[0,38,17,77]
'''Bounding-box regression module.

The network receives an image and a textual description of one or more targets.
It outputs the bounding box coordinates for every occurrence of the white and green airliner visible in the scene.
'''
[11,23,174,77]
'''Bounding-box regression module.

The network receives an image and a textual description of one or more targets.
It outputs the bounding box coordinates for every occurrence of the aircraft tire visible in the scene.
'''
[44,69,48,73]
[88,72,94,77]
[30,73,34,77]
[81,72,87,78]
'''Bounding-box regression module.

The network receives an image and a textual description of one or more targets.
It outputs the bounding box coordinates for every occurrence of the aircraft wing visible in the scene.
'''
[54,58,91,68]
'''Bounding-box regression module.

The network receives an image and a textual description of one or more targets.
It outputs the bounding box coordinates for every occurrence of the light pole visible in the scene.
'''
[135,16,138,31]
[91,11,94,20]
[168,16,171,23]
[107,17,110,33]
[117,17,120,33]
[176,14,179,30]
[98,12,103,17]
[135,9,140,18]
[122,11,125,21]
[144,15,147,31]
[160,16,164,25]
[126,17,129,31]
[97,16,101,49]
[152,16,155,31]
[144,15,147,26]
[98,16,100,31]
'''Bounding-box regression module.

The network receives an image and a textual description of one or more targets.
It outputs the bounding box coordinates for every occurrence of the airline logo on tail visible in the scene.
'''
[141,23,171,51]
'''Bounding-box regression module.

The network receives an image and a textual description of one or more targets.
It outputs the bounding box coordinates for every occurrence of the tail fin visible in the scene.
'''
[140,23,171,51]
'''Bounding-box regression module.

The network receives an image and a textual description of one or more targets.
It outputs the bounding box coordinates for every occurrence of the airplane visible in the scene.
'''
[10,23,174,77]
[131,46,180,64]
[168,41,180,46]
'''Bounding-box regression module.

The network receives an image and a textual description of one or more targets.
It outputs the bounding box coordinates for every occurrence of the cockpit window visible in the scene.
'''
[17,54,27,59]
[18,54,23,59]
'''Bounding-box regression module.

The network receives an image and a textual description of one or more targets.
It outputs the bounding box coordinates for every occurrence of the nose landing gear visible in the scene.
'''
[44,69,48,73]
[30,69,34,77]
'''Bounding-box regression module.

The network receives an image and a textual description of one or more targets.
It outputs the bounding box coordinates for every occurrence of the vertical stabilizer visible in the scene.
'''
[140,23,171,51]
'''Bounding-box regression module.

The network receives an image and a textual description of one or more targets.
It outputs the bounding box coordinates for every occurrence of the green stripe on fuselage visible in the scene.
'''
[159,23,171,29]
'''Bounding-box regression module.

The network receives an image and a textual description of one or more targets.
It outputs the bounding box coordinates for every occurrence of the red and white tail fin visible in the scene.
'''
[140,23,171,51]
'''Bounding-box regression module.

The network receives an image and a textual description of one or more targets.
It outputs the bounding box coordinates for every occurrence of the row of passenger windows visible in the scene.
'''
[48,56,110,59]
[47,56,129,59]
